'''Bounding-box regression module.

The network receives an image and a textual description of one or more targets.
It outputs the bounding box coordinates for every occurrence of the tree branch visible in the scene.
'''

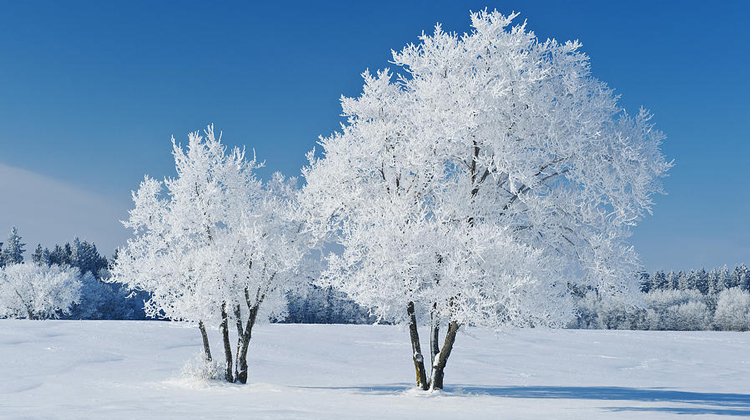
[500,168,570,216]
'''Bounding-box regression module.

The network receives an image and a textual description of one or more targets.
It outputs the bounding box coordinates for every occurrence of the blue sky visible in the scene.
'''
[0,0,748,271]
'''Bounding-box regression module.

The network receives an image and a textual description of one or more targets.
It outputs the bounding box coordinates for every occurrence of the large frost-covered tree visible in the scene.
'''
[301,10,670,390]
[0,263,82,319]
[112,126,308,384]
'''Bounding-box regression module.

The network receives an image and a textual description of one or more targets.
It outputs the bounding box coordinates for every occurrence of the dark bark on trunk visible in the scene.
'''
[407,301,428,390]
[236,289,264,385]
[220,302,234,382]
[233,304,243,381]
[430,320,459,390]
[236,301,261,384]
[429,308,440,372]
[468,141,480,226]
[198,320,212,362]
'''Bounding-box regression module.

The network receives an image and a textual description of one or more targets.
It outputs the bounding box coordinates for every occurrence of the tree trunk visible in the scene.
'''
[429,307,440,373]
[235,289,264,385]
[407,301,428,390]
[233,304,244,381]
[430,320,459,390]
[198,320,212,362]
[220,303,234,382]
[236,301,261,384]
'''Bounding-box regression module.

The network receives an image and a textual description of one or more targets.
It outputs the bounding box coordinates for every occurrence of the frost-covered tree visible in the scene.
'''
[70,238,109,277]
[31,244,51,266]
[0,263,82,319]
[716,266,730,293]
[644,289,711,331]
[0,227,25,267]
[28,239,144,320]
[49,243,73,267]
[571,291,647,330]
[112,126,308,384]
[301,10,670,390]
[714,287,750,331]
[694,269,710,294]
[666,271,681,291]
[730,264,750,291]
[651,270,668,290]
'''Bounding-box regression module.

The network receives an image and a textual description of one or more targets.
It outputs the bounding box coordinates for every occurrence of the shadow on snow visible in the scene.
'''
[294,384,750,416]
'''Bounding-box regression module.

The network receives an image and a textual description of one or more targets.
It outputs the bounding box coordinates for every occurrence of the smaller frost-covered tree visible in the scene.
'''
[0,263,82,319]
[112,126,308,384]
[302,10,670,390]
[714,287,750,331]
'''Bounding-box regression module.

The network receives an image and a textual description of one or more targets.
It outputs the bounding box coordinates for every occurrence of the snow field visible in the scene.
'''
[1,320,749,419]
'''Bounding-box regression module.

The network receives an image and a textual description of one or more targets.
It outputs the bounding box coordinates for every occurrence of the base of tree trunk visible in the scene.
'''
[407,301,428,390]
[236,296,262,385]
[429,321,459,390]
[236,360,248,384]
[220,303,234,383]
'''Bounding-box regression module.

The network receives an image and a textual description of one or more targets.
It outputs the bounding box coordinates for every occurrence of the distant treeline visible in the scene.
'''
[570,264,750,331]
[2,227,748,329]
[0,227,372,323]
[0,227,148,320]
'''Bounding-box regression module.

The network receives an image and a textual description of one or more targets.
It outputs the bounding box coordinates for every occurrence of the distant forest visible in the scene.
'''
[0,227,373,324]
[571,264,750,331]
[1,227,748,330]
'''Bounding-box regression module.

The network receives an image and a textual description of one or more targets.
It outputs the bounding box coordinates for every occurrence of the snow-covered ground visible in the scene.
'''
[1,321,749,419]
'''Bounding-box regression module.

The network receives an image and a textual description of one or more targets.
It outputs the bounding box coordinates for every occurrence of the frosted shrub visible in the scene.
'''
[181,352,223,382]
[572,291,646,330]
[0,263,82,320]
[714,287,750,331]
[644,289,711,331]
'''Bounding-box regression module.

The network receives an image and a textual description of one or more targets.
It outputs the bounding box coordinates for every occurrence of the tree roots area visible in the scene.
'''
[2,320,749,419]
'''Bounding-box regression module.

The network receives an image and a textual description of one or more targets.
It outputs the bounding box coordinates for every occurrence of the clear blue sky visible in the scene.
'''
[0,0,748,271]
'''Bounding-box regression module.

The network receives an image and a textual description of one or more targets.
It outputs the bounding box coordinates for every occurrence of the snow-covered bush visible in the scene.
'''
[571,291,647,330]
[301,10,669,390]
[181,352,224,382]
[0,263,82,319]
[29,237,147,320]
[644,289,711,331]
[714,287,750,331]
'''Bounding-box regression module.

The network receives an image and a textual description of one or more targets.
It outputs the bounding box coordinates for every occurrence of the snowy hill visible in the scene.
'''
[1,321,749,419]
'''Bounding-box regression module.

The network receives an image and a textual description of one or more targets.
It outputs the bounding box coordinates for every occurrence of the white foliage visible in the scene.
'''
[0,263,82,319]
[714,287,750,331]
[644,289,711,331]
[301,10,670,329]
[112,126,308,326]
[572,291,647,330]
[181,351,224,382]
